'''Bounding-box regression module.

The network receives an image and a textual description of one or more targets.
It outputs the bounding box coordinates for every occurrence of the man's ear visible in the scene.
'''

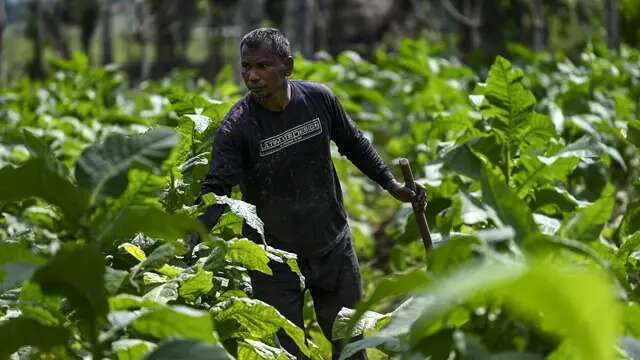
[284,56,294,77]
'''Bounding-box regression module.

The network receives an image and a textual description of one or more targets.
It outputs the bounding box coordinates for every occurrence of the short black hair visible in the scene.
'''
[240,28,292,58]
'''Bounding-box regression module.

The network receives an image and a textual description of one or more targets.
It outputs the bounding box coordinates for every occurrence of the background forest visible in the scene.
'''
[2,1,640,360]
[1,0,640,81]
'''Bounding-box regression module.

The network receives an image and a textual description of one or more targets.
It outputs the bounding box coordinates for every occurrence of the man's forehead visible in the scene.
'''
[241,43,278,59]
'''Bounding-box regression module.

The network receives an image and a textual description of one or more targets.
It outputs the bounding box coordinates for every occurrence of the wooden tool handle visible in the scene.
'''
[398,158,432,251]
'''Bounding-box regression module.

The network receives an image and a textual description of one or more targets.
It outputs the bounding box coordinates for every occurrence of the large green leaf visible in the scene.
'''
[131,306,217,343]
[92,170,167,245]
[18,282,63,326]
[560,184,615,242]
[109,294,162,311]
[211,297,319,359]
[497,264,619,360]
[482,56,536,133]
[226,238,272,275]
[342,259,619,360]
[0,318,70,358]
[442,142,485,180]
[529,187,579,215]
[75,127,179,202]
[202,193,265,238]
[332,308,389,341]
[337,269,429,352]
[480,166,538,242]
[32,243,108,340]
[0,242,46,292]
[22,129,70,178]
[142,339,232,360]
[0,159,89,220]
[128,243,178,290]
[619,202,640,239]
[142,282,179,305]
[237,339,292,360]
[95,206,206,248]
[514,155,580,197]
[112,339,156,360]
[105,267,129,295]
[179,264,214,302]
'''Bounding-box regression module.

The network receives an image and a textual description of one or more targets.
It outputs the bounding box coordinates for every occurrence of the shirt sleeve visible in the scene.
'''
[197,120,244,231]
[327,91,395,190]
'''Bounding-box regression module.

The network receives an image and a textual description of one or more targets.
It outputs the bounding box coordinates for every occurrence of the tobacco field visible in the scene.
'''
[1,39,640,359]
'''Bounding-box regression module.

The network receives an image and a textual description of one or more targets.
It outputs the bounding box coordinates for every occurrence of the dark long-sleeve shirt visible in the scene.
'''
[199,80,395,257]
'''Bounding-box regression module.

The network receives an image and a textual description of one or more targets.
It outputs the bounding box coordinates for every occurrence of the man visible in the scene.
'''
[196,28,425,359]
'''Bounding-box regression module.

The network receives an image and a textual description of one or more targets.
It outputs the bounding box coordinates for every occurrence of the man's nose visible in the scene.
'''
[246,69,260,82]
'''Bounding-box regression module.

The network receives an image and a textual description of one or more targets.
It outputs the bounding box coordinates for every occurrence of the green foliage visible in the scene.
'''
[131,306,217,343]
[0,318,70,358]
[75,127,180,203]
[1,38,640,359]
[0,158,89,220]
[142,339,232,360]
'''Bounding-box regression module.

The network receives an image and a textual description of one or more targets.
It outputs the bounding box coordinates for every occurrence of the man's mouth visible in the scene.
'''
[250,87,268,97]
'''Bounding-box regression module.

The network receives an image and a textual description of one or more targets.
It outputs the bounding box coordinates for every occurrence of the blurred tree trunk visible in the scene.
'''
[135,0,152,79]
[40,1,70,59]
[101,0,113,64]
[605,0,620,50]
[313,0,331,52]
[27,0,45,78]
[0,0,5,80]
[236,0,264,36]
[441,0,482,50]
[327,0,397,55]
[284,0,314,57]
[153,0,178,73]
[530,0,545,51]
[78,1,99,62]
[149,0,196,75]
[205,0,236,79]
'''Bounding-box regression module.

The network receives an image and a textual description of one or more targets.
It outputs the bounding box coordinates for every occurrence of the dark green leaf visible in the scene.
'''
[75,127,179,202]
[131,306,216,343]
[32,243,108,338]
[0,318,69,358]
[211,297,318,359]
[143,282,179,305]
[142,339,232,360]
[480,166,538,242]
[105,267,129,295]
[18,282,62,326]
[0,242,46,292]
[226,238,272,275]
[332,307,389,340]
[112,339,155,360]
[237,339,291,360]
[620,202,640,239]
[95,207,206,248]
[560,184,615,242]
[0,159,89,220]
[179,265,213,302]
[442,142,484,180]
[482,56,536,132]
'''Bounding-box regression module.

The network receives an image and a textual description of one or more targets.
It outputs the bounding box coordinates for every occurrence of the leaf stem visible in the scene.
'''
[504,140,512,185]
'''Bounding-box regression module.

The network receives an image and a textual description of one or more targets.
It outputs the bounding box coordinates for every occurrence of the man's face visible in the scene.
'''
[240,43,292,101]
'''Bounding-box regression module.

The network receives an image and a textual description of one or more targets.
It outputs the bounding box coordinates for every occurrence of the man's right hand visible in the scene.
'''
[386,179,427,212]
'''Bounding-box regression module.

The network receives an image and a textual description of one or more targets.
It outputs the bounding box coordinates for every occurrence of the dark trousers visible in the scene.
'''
[250,238,367,360]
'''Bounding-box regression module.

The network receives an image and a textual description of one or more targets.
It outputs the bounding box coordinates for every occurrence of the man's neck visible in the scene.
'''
[255,82,291,111]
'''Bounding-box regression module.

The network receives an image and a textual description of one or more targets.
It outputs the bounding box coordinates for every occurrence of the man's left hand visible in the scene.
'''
[387,179,427,211]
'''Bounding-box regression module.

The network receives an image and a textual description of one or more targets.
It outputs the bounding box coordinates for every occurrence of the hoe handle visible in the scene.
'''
[398,158,432,251]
